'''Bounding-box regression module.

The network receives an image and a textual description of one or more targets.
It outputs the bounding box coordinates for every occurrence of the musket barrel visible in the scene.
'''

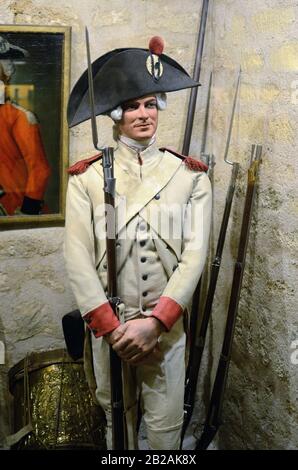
[102,148,127,449]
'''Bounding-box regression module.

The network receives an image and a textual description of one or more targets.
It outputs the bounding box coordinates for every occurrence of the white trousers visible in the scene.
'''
[91,316,186,450]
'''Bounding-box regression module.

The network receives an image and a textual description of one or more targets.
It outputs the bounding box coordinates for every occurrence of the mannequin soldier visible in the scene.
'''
[65,37,212,450]
[0,35,51,216]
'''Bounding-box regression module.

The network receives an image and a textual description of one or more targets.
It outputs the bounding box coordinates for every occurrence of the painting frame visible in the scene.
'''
[0,24,71,229]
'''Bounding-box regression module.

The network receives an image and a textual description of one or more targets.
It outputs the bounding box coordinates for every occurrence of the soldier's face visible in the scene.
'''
[119,95,158,141]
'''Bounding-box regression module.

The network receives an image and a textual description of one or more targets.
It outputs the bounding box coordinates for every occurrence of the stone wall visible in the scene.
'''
[202,0,298,450]
[0,0,297,450]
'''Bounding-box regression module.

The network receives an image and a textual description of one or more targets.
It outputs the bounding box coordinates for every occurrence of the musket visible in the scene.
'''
[85,28,127,450]
[195,144,262,450]
[180,70,241,448]
[182,0,209,155]
[180,1,210,391]
[179,1,210,441]
[181,72,213,447]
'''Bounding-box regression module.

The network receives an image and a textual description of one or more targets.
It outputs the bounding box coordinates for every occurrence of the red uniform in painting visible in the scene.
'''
[0,100,51,215]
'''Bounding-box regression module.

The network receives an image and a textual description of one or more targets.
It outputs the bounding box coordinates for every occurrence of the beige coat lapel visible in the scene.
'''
[114,145,182,233]
[92,144,183,237]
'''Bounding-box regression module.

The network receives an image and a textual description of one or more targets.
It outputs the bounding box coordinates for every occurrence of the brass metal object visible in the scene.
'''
[9,349,106,450]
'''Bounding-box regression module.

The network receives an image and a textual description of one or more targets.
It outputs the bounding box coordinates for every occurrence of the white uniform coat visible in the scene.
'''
[64,141,212,449]
[64,141,212,324]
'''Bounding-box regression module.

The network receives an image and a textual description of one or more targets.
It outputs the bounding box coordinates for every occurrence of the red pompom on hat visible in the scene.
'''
[149,36,164,56]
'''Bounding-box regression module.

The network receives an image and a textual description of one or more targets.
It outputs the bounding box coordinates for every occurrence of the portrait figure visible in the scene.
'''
[0,25,70,228]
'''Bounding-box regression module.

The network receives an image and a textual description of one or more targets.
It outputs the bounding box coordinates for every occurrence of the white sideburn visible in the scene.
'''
[109,93,167,121]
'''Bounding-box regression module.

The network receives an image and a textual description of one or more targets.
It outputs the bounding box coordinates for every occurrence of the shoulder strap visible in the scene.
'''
[67,153,102,175]
[159,147,208,172]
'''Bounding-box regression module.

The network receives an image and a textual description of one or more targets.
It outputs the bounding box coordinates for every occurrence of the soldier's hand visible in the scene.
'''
[128,344,163,366]
[112,317,165,363]
[104,324,126,345]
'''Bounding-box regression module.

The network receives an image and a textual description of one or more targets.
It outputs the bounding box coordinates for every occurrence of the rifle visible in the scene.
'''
[181,70,241,447]
[182,1,212,394]
[181,0,210,384]
[85,28,127,450]
[195,144,262,450]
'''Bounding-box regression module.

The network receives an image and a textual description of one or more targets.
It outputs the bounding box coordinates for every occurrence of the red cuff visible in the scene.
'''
[83,302,120,337]
[151,296,183,331]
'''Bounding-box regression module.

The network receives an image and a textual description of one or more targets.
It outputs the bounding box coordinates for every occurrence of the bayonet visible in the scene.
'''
[224,68,241,166]
[182,0,210,155]
[85,27,99,151]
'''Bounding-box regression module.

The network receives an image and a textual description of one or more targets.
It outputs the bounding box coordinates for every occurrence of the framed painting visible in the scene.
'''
[0,25,71,229]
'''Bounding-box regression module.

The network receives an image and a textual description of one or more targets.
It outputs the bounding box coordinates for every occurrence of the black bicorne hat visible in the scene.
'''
[67,36,199,128]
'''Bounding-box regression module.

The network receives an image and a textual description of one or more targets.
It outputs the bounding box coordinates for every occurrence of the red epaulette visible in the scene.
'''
[159,147,208,172]
[67,153,102,175]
